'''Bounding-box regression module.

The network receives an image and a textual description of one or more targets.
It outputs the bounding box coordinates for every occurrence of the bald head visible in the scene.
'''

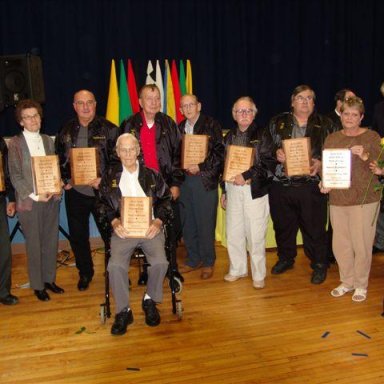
[73,89,97,126]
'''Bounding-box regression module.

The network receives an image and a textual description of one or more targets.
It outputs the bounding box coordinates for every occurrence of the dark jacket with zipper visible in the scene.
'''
[178,114,224,191]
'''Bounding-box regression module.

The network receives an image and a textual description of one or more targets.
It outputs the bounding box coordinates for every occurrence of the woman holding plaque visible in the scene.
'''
[8,99,63,302]
[220,97,273,289]
[320,97,381,302]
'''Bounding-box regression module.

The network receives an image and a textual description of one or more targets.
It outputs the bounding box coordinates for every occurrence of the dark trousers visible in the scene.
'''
[179,175,218,268]
[65,188,109,278]
[269,181,328,270]
[0,197,12,298]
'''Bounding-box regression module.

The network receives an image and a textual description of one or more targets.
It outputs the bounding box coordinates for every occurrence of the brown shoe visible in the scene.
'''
[201,267,213,280]
[179,264,201,274]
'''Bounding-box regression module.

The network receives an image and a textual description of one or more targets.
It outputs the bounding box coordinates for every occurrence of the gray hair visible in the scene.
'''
[116,133,140,152]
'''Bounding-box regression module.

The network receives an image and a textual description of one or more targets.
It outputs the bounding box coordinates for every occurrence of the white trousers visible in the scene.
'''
[226,184,269,281]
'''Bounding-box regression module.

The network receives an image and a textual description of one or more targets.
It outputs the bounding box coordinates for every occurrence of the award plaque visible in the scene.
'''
[223,145,255,182]
[70,148,99,185]
[31,155,62,195]
[0,153,5,192]
[322,149,351,189]
[181,134,209,169]
[282,137,311,177]
[121,197,152,238]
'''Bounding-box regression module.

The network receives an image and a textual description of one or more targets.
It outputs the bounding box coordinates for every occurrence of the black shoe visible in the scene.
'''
[44,282,65,294]
[77,275,92,291]
[142,298,160,326]
[111,309,134,336]
[271,260,294,275]
[0,294,19,305]
[34,289,50,301]
[311,269,327,284]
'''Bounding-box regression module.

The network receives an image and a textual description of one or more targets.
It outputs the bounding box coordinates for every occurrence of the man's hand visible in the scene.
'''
[6,202,16,217]
[310,158,322,176]
[89,177,101,189]
[276,148,286,163]
[186,164,200,175]
[233,174,246,186]
[220,193,227,210]
[38,193,54,202]
[146,218,162,239]
[111,218,130,239]
[63,183,73,190]
[170,186,180,200]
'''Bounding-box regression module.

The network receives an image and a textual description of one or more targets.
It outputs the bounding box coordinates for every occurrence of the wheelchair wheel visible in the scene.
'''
[176,300,183,320]
[100,304,107,324]
[168,276,183,293]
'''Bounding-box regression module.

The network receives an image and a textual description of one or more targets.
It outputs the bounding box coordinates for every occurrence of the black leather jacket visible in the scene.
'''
[221,123,274,199]
[178,114,224,191]
[120,112,184,188]
[0,136,15,202]
[55,115,119,185]
[98,162,173,225]
[264,111,335,184]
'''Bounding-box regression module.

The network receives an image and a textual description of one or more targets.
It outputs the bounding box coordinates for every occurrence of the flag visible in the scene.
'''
[171,60,183,123]
[119,59,132,124]
[179,60,187,96]
[155,60,164,112]
[164,59,176,121]
[186,59,193,94]
[146,60,155,85]
[106,59,119,126]
[127,59,140,113]
[163,60,168,114]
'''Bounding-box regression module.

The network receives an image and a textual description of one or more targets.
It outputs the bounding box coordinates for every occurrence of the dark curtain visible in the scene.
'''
[0,0,384,136]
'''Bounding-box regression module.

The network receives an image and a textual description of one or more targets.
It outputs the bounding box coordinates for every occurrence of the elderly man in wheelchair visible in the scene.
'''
[98,133,173,336]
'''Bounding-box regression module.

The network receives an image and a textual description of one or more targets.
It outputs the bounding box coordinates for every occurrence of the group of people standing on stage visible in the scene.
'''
[0,82,383,336]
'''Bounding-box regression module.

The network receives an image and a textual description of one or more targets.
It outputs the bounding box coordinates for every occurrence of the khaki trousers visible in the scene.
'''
[330,202,378,289]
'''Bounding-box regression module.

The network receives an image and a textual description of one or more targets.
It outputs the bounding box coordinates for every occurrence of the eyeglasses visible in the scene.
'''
[74,100,95,107]
[180,103,197,109]
[21,113,40,121]
[235,109,255,115]
[294,96,314,103]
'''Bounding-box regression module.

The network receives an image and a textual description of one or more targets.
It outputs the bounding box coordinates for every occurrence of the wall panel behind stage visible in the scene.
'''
[0,0,383,137]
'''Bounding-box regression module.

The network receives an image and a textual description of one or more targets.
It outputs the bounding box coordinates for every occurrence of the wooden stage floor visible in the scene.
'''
[1,242,384,384]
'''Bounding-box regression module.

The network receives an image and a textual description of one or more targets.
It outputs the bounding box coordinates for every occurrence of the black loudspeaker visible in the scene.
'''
[0,54,45,109]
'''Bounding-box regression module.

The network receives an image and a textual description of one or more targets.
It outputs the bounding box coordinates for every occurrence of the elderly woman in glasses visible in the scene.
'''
[220,96,273,289]
[320,96,381,302]
[8,99,63,302]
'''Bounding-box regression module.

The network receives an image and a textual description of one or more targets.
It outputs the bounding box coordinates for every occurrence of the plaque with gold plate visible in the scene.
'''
[121,197,152,238]
[70,147,99,185]
[223,145,255,182]
[31,155,62,195]
[282,137,311,177]
[181,134,209,169]
[0,153,5,192]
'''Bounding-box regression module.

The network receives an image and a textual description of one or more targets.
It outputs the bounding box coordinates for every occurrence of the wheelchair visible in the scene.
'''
[100,222,183,324]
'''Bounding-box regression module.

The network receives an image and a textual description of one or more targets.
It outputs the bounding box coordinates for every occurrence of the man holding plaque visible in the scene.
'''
[120,84,184,277]
[9,99,63,301]
[178,94,224,280]
[98,133,172,335]
[220,97,273,288]
[56,90,119,291]
[264,85,336,284]
[0,136,18,305]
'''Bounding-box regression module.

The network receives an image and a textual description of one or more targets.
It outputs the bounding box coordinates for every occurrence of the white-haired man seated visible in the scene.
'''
[98,133,172,335]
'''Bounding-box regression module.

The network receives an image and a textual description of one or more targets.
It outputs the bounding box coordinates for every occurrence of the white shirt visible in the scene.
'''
[23,129,46,201]
[119,161,146,197]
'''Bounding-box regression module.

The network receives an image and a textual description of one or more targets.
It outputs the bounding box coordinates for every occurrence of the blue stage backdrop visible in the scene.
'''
[1,0,384,137]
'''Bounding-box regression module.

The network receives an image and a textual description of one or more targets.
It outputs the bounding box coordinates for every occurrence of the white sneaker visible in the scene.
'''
[253,280,265,289]
[224,273,247,282]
